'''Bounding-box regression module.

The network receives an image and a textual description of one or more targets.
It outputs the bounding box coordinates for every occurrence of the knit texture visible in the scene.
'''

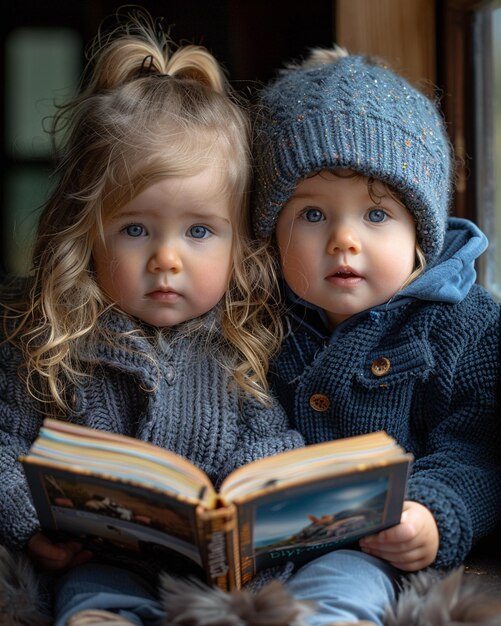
[270,283,501,569]
[0,308,303,550]
[253,52,453,264]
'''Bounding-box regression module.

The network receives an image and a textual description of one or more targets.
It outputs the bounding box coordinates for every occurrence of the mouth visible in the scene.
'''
[326,267,364,286]
[147,288,182,303]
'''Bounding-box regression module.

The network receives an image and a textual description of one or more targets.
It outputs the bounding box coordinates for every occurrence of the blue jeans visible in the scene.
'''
[287,549,399,625]
[53,551,398,626]
[53,563,165,626]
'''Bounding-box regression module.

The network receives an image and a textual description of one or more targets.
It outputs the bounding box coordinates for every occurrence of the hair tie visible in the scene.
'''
[139,54,170,78]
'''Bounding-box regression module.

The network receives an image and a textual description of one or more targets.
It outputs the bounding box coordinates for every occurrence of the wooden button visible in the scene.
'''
[309,393,331,412]
[371,357,391,377]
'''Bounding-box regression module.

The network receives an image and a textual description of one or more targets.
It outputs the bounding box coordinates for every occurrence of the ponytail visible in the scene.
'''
[81,9,227,96]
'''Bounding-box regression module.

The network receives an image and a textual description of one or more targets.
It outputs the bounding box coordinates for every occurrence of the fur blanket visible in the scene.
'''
[384,567,501,626]
[0,547,51,626]
[2,545,501,626]
[158,568,501,626]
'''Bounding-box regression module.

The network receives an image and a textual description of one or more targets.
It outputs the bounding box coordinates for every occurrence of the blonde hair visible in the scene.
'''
[2,9,282,415]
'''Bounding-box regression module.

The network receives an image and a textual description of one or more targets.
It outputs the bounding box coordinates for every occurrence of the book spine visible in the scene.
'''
[235,501,256,587]
[196,502,240,591]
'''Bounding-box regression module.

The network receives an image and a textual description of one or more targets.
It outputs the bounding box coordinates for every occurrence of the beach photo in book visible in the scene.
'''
[253,475,391,553]
[237,470,401,584]
[21,419,412,590]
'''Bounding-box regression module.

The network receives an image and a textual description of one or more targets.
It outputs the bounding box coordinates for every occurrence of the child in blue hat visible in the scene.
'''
[251,47,501,625]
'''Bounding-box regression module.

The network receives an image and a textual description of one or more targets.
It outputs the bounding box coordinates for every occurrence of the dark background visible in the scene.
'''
[0,1,335,276]
[1,1,335,96]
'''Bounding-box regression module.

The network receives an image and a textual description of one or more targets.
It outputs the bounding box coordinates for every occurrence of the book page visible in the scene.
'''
[26,419,215,505]
[221,431,409,500]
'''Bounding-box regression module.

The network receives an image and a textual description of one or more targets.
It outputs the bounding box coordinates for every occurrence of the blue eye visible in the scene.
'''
[367,208,387,223]
[303,208,324,223]
[124,224,146,237]
[189,225,210,239]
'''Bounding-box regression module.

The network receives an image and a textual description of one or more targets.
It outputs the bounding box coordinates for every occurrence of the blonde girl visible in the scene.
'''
[0,10,302,626]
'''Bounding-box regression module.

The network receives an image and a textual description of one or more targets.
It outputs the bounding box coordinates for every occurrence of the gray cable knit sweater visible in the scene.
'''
[0,308,304,550]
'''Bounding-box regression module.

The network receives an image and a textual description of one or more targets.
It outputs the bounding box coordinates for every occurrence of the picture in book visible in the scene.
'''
[238,469,395,579]
[39,470,204,575]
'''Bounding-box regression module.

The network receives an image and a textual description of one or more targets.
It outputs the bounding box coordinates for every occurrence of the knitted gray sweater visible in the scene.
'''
[0,309,304,550]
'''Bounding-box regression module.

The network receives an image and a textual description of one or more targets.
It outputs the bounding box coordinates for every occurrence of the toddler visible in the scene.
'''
[251,46,501,626]
[0,11,303,626]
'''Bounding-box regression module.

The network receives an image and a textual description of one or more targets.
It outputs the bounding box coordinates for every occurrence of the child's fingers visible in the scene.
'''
[361,521,416,546]
[28,532,66,559]
[60,539,86,557]
[68,549,94,568]
[28,532,83,570]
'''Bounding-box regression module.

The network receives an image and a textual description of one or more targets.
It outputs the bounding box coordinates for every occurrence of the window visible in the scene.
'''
[442,0,501,299]
[2,27,81,275]
[477,5,501,298]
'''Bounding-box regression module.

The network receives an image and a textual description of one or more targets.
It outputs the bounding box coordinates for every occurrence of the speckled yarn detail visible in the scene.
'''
[253,54,453,264]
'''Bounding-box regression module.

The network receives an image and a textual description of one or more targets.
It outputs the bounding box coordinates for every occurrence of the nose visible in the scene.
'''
[327,224,361,255]
[147,244,183,273]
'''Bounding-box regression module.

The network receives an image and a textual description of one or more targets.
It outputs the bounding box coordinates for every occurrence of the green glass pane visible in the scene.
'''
[5,27,81,158]
[4,166,54,276]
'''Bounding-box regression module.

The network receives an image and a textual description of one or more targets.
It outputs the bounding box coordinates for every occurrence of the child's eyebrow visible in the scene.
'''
[114,209,231,223]
[114,210,145,219]
[184,211,231,223]
[289,191,319,200]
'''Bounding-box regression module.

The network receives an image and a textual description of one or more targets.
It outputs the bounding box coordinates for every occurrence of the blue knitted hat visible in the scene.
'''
[253,49,453,264]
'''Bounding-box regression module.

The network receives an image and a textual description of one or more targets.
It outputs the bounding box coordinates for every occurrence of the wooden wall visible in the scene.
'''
[335,0,436,95]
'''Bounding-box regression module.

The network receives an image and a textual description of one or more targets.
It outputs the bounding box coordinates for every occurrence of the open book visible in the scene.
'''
[20,419,412,590]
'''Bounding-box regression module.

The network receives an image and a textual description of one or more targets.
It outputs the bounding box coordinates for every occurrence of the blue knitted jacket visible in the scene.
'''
[270,218,501,569]
[0,308,304,550]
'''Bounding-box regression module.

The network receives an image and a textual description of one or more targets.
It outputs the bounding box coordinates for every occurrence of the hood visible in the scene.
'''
[400,217,487,304]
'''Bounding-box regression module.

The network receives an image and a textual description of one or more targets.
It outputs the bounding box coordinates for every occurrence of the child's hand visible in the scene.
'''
[27,531,93,571]
[359,500,439,571]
